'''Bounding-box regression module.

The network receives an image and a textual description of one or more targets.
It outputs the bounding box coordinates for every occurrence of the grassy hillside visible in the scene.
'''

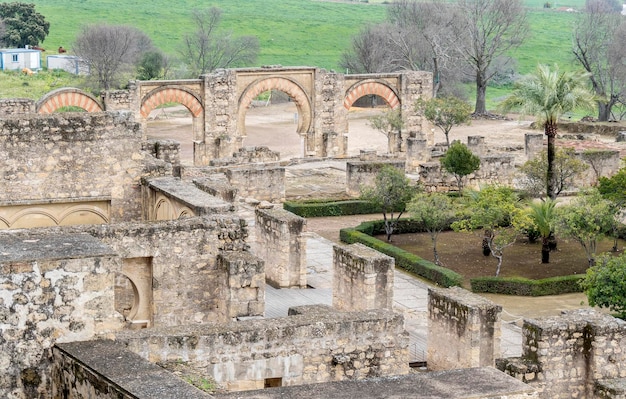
[0,0,592,106]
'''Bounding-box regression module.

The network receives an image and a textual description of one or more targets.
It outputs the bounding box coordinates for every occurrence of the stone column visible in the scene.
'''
[255,208,307,288]
[427,286,502,371]
[467,135,485,156]
[406,137,430,173]
[332,243,395,311]
[525,133,544,160]
[218,251,265,319]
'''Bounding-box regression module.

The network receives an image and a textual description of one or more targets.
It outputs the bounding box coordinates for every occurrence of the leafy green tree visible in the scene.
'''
[415,96,472,148]
[452,185,523,276]
[598,165,626,251]
[526,199,557,263]
[555,189,616,266]
[581,253,626,318]
[440,141,481,191]
[361,165,416,242]
[520,148,588,198]
[137,50,168,80]
[368,108,404,154]
[407,192,456,265]
[500,64,596,199]
[0,2,49,48]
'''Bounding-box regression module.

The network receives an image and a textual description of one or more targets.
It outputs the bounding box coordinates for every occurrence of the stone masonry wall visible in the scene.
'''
[225,165,285,202]
[117,305,409,392]
[346,160,406,197]
[0,233,124,399]
[255,207,306,288]
[428,287,502,371]
[497,309,626,399]
[333,243,394,311]
[0,112,146,222]
[0,98,35,115]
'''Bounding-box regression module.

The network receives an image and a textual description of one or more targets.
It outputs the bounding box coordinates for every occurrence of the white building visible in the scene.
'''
[47,55,89,75]
[0,48,42,71]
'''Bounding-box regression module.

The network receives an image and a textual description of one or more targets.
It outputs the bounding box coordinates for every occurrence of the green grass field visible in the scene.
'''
[0,0,593,107]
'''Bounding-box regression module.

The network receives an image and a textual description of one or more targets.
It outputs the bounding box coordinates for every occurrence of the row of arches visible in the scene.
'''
[35,77,402,163]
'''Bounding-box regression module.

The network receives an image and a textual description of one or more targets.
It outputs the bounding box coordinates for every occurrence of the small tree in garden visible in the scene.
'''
[555,189,616,266]
[440,141,481,191]
[414,96,472,148]
[452,185,523,276]
[361,165,416,242]
[581,253,626,319]
[526,198,557,264]
[407,192,456,265]
[520,148,588,198]
[598,166,626,252]
[368,108,404,154]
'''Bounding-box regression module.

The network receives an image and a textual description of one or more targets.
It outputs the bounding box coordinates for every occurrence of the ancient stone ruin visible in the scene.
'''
[0,67,625,398]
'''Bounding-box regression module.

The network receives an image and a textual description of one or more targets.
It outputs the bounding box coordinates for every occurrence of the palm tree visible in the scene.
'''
[500,64,596,199]
[527,198,556,263]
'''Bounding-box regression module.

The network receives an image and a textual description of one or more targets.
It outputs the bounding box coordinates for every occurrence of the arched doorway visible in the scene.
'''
[343,80,402,156]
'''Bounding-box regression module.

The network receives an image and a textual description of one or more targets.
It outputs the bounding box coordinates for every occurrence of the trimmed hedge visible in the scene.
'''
[340,226,463,288]
[470,274,584,296]
[283,200,382,218]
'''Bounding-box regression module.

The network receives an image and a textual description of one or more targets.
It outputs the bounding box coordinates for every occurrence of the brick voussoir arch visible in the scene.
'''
[238,76,312,134]
[36,88,103,114]
[343,80,401,109]
[140,86,204,119]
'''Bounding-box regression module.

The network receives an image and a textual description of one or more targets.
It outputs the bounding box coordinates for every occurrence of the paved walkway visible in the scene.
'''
[264,232,523,363]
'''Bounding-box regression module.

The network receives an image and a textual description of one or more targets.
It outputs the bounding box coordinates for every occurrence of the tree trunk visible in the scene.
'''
[545,122,558,200]
[474,73,487,114]
[597,101,610,122]
[482,229,492,256]
[541,237,550,264]
[432,235,440,265]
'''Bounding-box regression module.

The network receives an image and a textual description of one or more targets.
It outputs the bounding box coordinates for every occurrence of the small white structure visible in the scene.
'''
[0,48,42,71]
[47,55,89,75]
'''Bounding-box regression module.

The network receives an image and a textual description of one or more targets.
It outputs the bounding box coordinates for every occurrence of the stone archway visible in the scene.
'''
[343,80,401,110]
[140,86,205,165]
[237,76,312,135]
[36,88,103,114]
[139,86,204,118]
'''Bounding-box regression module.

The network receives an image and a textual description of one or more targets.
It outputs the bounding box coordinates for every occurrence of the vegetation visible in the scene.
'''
[499,64,596,199]
[180,7,259,76]
[525,198,556,263]
[555,189,616,266]
[519,148,588,198]
[440,141,480,191]
[283,199,383,218]
[453,186,523,276]
[0,2,49,47]
[360,165,416,241]
[367,108,404,154]
[581,252,626,318]
[407,193,456,266]
[414,96,472,148]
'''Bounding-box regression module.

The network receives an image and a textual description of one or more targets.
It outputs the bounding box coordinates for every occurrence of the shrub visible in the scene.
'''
[283,199,382,217]
[470,275,584,296]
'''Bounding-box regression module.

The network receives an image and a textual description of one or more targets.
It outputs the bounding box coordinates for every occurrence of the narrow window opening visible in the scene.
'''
[264,378,282,388]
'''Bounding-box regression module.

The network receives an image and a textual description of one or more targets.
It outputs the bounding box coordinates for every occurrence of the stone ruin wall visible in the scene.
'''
[0,98,35,115]
[255,207,307,288]
[116,305,409,392]
[427,287,502,371]
[333,243,395,311]
[0,215,261,397]
[0,112,152,224]
[497,309,626,399]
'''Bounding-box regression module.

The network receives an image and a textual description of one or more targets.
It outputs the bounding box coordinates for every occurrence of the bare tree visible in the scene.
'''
[452,0,528,114]
[387,0,466,97]
[573,0,626,121]
[181,7,259,76]
[339,23,395,74]
[73,24,153,90]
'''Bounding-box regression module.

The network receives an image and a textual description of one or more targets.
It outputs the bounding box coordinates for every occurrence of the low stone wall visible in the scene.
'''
[346,160,406,197]
[52,340,212,399]
[0,98,35,115]
[497,309,626,399]
[333,243,394,311]
[428,287,502,371]
[226,165,285,202]
[116,305,409,392]
[143,139,181,176]
[255,207,306,288]
[218,251,265,320]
